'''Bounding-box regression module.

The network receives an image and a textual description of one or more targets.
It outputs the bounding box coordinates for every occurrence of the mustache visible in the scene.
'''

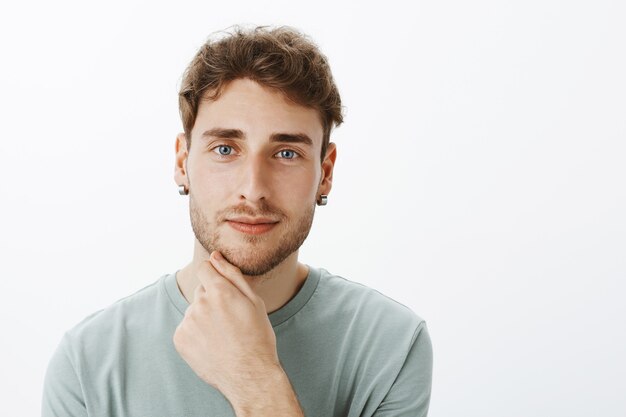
[221,203,282,221]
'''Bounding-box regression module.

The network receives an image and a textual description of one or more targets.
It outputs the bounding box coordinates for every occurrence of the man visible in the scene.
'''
[42,25,433,417]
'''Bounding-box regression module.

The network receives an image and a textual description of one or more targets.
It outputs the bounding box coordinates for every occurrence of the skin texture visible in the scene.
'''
[172,78,337,414]
[173,77,336,313]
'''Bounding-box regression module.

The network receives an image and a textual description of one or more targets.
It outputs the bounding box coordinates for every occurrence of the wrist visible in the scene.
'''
[228,367,304,417]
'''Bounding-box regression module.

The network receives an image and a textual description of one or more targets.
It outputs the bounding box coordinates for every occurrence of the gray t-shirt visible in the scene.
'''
[42,264,432,417]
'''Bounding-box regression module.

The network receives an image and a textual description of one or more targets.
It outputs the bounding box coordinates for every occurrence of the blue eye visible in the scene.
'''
[209,144,300,160]
[279,150,297,159]
[215,145,233,156]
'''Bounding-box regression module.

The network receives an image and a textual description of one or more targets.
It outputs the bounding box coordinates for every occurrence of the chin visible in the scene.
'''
[221,249,287,277]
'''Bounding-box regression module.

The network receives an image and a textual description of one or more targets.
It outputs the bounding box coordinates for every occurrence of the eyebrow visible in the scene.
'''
[201,128,313,147]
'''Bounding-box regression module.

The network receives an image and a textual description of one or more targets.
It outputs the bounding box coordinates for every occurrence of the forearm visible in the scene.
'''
[226,367,305,417]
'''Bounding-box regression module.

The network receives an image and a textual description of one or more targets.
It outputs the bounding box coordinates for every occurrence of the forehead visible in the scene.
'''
[192,78,324,146]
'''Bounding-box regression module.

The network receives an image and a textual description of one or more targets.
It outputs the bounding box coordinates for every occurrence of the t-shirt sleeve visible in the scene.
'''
[41,333,88,417]
[372,321,433,417]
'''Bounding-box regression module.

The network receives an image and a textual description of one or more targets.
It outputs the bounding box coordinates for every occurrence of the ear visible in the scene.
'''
[318,142,337,197]
[174,132,190,189]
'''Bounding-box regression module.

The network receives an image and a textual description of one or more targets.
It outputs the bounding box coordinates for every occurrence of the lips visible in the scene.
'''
[227,217,279,225]
[227,220,278,235]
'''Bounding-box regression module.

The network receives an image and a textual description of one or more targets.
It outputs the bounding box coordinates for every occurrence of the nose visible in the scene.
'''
[237,153,272,204]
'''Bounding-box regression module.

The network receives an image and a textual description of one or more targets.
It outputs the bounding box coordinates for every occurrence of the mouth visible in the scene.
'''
[226,220,279,235]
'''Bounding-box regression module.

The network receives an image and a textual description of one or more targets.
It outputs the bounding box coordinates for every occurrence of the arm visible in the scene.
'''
[372,321,433,417]
[227,366,305,417]
[41,333,88,417]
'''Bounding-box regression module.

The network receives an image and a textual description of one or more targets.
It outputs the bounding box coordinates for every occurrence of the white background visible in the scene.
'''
[1,1,625,416]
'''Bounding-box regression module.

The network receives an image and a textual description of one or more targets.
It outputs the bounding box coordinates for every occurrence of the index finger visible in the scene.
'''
[195,259,242,299]
[208,251,259,305]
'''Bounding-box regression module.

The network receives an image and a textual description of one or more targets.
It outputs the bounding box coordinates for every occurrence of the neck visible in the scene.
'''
[175,240,309,314]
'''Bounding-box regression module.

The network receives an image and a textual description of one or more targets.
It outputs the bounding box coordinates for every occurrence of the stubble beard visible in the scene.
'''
[189,192,316,276]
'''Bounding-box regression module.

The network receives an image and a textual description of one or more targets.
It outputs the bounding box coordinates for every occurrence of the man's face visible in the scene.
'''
[180,78,331,276]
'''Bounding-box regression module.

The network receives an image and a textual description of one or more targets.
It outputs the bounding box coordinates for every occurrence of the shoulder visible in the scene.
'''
[315,267,427,339]
[309,267,432,413]
[63,275,167,353]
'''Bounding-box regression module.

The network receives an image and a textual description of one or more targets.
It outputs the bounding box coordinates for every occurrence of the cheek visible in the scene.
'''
[281,168,318,197]
[188,159,231,189]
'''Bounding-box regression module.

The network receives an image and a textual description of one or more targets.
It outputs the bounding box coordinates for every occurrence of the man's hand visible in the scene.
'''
[173,250,281,400]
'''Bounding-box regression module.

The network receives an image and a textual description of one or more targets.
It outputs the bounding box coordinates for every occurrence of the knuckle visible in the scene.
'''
[195,293,209,307]
[210,289,235,304]
[207,280,231,295]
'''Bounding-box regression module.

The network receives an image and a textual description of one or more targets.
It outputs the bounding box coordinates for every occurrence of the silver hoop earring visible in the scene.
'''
[178,185,189,195]
[317,194,328,206]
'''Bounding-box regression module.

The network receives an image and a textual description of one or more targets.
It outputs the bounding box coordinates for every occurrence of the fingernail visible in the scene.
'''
[212,251,222,260]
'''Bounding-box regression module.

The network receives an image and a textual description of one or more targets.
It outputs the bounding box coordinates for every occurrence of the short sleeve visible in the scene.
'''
[41,333,88,417]
[372,321,433,417]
